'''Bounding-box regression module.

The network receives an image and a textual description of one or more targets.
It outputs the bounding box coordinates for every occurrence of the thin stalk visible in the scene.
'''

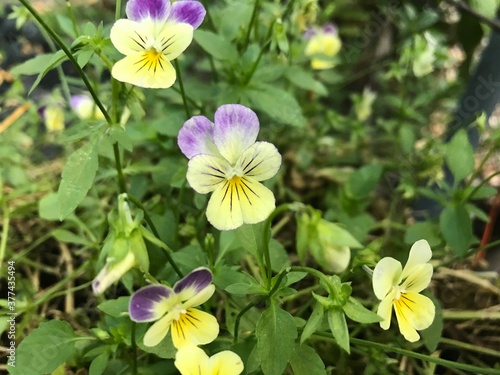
[440,337,500,358]
[127,194,183,278]
[65,0,80,36]
[243,0,260,50]
[0,199,10,266]
[233,270,288,342]
[131,322,138,375]
[463,139,499,193]
[243,21,275,85]
[19,0,112,125]
[115,0,122,20]
[174,60,191,118]
[113,143,127,193]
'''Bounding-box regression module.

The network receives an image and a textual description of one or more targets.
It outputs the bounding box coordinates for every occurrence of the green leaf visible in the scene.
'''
[269,239,291,272]
[10,53,60,75]
[234,222,266,260]
[97,296,130,317]
[345,164,383,199]
[327,307,350,353]
[58,141,99,220]
[76,47,94,68]
[89,352,109,375]
[301,302,325,344]
[342,298,382,324]
[445,129,475,183]
[9,321,78,375]
[194,30,238,62]
[256,303,298,375]
[38,192,60,221]
[247,86,306,127]
[51,228,91,246]
[56,14,77,38]
[289,344,326,375]
[137,331,176,359]
[404,221,442,247]
[439,204,474,256]
[28,50,67,95]
[420,294,442,352]
[285,66,328,96]
[225,282,266,295]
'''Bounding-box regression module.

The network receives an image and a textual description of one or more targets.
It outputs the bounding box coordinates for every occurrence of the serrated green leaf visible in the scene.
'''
[97,296,130,317]
[225,282,266,295]
[194,30,238,62]
[247,86,306,127]
[289,343,326,375]
[256,303,298,375]
[286,66,327,96]
[89,352,109,375]
[58,141,99,220]
[342,298,382,324]
[327,307,350,353]
[301,302,325,344]
[445,129,475,183]
[8,321,78,375]
[439,204,473,256]
[234,222,266,259]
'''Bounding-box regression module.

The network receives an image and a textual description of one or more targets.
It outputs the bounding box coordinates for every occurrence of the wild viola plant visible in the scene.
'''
[8,0,497,375]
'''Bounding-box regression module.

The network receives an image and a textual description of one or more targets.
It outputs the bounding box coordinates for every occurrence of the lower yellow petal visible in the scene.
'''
[171,308,219,349]
[393,291,435,342]
[175,346,210,375]
[143,312,174,347]
[210,350,244,375]
[377,289,396,330]
[112,51,176,89]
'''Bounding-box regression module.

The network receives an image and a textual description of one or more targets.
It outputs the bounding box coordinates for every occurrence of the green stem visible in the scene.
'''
[243,21,275,85]
[463,138,499,193]
[131,322,138,375]
[233,270,288,342]
[0,198,10,266]
[314,332,499,374]
[289,266,333,293]
[174,60,191,118]
[113,143,127,193]
[65,0,80,36]
[19,0,112,125]
[115,0,122,20]
[440,337,500,358]
[243,0,260,50]
[465,170,500,201]
[262,203,294,289]
[127,194,183,278]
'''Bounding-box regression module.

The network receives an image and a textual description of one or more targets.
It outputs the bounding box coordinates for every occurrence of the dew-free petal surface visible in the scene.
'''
[129,284,173,322]
[236,141,281,181]
[171,308,219,349]
[372,257,402,300]
[170,0,206,29]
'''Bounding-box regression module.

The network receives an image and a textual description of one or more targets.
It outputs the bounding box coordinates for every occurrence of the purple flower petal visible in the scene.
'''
[70,94,89,110]
[126,0,170,21]
[213,104,259,164]
[169,1,206,29]
[129,284,172,322]
[323,24,338,35]
[303,28,317,40]
[178,116,217,159]
[174,267,213,295]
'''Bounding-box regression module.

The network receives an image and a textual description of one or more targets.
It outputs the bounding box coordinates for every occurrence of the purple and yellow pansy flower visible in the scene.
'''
[129,267,219,348]
[110,0,206,88]
[175,346,244,375]
[178,104,282,231]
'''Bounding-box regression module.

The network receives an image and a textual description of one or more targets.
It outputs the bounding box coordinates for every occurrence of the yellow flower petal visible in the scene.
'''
[210,350,244,375]
[175,346,210,374]
[206,177,275,231]
[110,19,153,56]
[393,291,435,342]
[400,263,433,293]
[171,308,219,349]
[181,284,216,309]
[377,289,396,330]
[143,312,174,347]
[186,154,231,194]
[235,141,281,182]
[311,58,336,70]
[156,22,194,61]
[400,239,432,281]
[112,51,176,88]
[372,257,402,300]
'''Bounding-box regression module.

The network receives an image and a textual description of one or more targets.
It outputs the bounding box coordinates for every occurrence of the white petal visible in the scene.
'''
[236,141,281,181]
[372,257,402,300]
[156,22,194,61]
[186,154,231,194]
[400,240,432,281]
[377,290,396,330]
[401,263,433,293]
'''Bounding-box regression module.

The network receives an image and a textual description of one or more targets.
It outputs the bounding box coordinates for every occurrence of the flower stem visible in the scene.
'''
[0,198,10,266]
[174,60,191,118]
[127,194,183,278]
[243,0,260,50]
[115,0,122,20]
[131,322,137,375]
[113,144,127,193]
[233,270,288,342]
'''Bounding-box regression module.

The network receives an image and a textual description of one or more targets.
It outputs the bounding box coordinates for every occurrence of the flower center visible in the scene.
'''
[172,303,187,321]
[136,49,164,73]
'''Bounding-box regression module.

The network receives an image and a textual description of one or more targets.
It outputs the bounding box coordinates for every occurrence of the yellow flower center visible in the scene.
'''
[136,49,165,73]
[171,308,200,340]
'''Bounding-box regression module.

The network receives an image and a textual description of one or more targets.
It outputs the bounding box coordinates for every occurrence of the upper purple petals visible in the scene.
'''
[178,116,215,159]
[170,1,206,29]
[213,104,259,147]
[126,0,170,21]
[303,28,317,40]
[129,285,172,322]
[323,24,338,34]
[174,267,213,294]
